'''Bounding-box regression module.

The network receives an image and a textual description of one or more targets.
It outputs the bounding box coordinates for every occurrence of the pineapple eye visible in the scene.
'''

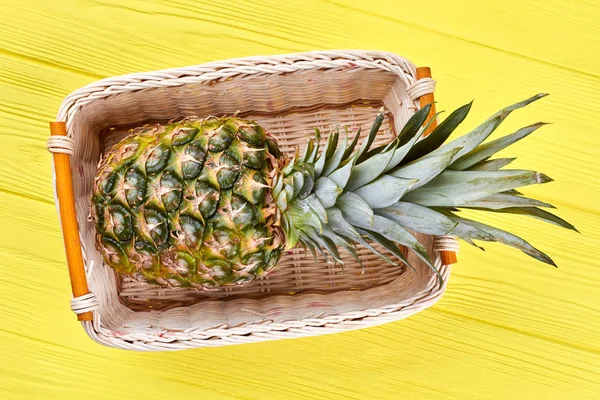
[223,141,243,164]
[100,236,130,272]
[203,259,229,283]
[264,248,282,272]
[159,171,183,212]
[124,168,147,207]
[134,239,158,255]
[241,251,266,275]
[208,228,241,259]
[143,207,169,249]
[161,251,196,276]
[145,143,171,175]
[130,242,158,271]
[265,134,282,158]
[231,275,253,285]
[117,141,140,164]
[182,142,206,180]
[216,152,240,190]
[238,125,266,147]
[92,196,107,231]
[208,126,234,152]
[171,126,199,146]
[179,215,204,251]
[251,174,268,204]
[233,167,267,205]
[108,203,133,241]
[195,181,220,220]
[230,195,254,230]
[242,146,266,170]
[99,169,119,196]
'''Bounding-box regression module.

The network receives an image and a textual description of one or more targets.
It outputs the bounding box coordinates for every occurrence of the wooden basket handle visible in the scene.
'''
[49,122,93,321]
[416,67,458,266]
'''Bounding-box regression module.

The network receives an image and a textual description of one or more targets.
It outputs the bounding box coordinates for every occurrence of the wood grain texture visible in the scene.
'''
[1,0,599,399]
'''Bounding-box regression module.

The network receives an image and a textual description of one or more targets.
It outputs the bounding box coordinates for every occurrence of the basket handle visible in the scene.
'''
[416,67,458,265]
[49,122,93,321]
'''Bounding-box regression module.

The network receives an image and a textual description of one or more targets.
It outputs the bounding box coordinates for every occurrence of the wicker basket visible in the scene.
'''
[47,50,459,351]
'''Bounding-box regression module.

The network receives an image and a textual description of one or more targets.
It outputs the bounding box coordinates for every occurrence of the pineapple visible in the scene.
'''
[92,94,576,288]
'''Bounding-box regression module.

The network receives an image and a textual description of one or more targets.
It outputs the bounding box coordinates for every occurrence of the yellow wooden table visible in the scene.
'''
[1,1,599,399]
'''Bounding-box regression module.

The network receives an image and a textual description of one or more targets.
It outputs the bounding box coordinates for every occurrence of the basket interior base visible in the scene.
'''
[99,102,413,312]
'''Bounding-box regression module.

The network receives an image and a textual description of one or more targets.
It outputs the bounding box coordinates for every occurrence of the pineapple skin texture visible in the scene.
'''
[92,117,285,288]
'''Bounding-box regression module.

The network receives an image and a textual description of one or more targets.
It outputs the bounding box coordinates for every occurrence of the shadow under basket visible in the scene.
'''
[48,50,459,351]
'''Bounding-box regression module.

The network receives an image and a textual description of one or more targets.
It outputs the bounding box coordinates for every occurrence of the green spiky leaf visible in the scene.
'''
[291,171,304,199]
[378,202,495,241]
[328,154,357,189]
[346,147,396,191]
[476,207,578,232]
[327,130,339,159]
[364,105,433,159]
[314,176,342,208]
[298,231,329,262]
[468,158,516,171]
[309,229,342,263]
[354,175,417,209]
[427,94,547,164]
[451,122,548,170]
[284,183,294,203]
[342,211,426,258]
[336,192,374,224]
[448,215,557,267]
[327,207,396,266]
[297,171,314,199]
[355,228,415,271]
[322,131,348,176]
[342,127,361,162]
[391,147,462,190]
[357,228,443,287]
[355,111,384,163]
[383,127,424,173]
[321,224,362,266]
[376,202,458,236]
[314,133,334,179]
[402,101,472,164]
[304,194,328,224]
[397,104,433,146]
[272,174,283,198]
[282,216,299,249]
[287,198,323,235]
[326,207,367,242]
[403,170,552,207]
[462,237,486,251]
[302,139,315,162]
[458,193,555,209]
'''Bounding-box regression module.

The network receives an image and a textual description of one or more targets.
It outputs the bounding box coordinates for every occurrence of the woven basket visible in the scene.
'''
[47,50,459,351]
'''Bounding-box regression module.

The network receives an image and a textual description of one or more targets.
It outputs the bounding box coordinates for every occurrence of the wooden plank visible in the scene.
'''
[0,0,599,399]
[324,0,600,75]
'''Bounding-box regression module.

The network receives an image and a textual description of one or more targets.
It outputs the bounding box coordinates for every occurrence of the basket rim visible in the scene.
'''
[56,50,420,127]
[51,50,458,350]
[82,261,452,351]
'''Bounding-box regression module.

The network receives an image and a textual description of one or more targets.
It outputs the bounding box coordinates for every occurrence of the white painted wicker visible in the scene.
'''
[50,50,459,351]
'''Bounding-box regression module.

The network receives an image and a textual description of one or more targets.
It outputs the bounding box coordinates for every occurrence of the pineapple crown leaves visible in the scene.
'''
[272,93,576,286]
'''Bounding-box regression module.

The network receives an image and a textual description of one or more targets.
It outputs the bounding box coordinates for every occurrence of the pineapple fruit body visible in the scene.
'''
[93,118,286,287]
